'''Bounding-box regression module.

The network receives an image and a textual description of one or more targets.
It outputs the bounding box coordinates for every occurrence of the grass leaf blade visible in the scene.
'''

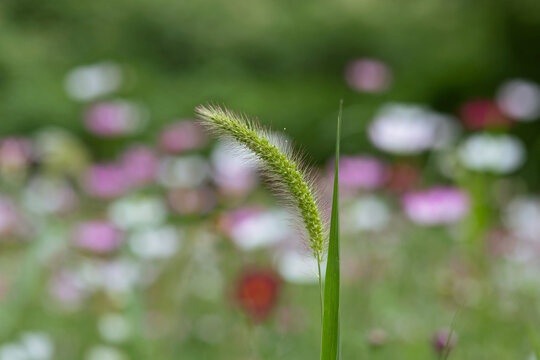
[321,101,342,360]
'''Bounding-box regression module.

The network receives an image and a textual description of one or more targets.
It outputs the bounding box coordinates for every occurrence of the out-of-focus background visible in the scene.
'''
[1,0,540,359]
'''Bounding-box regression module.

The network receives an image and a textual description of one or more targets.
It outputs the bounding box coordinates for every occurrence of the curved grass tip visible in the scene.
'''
[195,104,326,263]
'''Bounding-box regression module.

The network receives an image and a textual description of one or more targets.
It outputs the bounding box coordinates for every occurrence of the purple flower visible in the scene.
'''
[328,156,387,190]
[159,121,207,154]
[121,146,158,187]
[345,58,392,93]
[83,164,130,199]
[73,221,123,253]
[432,328,457,355]
[85,101,146,137]
[402,187,469,226]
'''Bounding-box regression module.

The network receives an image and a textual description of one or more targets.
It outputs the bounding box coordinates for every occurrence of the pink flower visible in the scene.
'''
[345,58,392,93]
[459,99,511,130]
[0,137,33,172]
[49,271,86,306]
[73,221,123,253]
[85,101,145,137]
[121,146,158,187]
[159,121,207,153]
[402,187,469,226]
[432,328,457,355]
[83,164,130,199]
[328,156,387,190]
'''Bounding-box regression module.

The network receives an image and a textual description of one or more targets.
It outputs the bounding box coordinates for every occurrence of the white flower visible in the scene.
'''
[343,196,390,232]
[458,133,525,174]
[211,140,258,195]
[369,103,458,154]
[129,226,181,259]
[65,62,122,101]
[23,177,76,214]
[20,333,53,360]
[497,79,540,121]
[0,333,53,360]
[0,343,28,360]
[277,251,325,284]
[108,195,167,230]
[503,196,540,242]
[228,209,293,250]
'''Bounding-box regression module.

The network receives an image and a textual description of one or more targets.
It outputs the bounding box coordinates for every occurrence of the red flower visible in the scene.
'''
[459,99,511,130]
[235,268,281,322]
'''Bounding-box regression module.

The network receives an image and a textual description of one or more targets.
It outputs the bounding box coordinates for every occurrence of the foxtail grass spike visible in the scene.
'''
[195,105,326,263]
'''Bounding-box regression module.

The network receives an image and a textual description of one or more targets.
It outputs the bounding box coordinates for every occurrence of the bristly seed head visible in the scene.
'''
[195,105,326,263]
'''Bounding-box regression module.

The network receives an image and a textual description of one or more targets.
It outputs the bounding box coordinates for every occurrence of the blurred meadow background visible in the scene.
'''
[1,0,540,359]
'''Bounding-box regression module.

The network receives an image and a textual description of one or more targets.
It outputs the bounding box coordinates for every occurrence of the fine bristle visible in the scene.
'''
[196,104,327,263]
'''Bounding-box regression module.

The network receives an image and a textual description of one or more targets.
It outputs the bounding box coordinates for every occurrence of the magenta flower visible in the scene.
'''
[121,146,158,187]
[83,164,130,199]
[402,187,469,226]
[85,101,145,137]
[328,156,387,190]
[159,121,207,153]
[73,221,123,253]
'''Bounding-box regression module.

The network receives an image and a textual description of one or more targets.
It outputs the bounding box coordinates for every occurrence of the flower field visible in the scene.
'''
[1,1,540,359]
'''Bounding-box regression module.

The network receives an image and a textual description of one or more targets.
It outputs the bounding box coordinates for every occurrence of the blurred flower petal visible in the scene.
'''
[402,187,469,226]
[458,133,525,174]
[497,79,540,121]
[73,221,123,253]
[159,120,207,153]
[345,58,392,93]
[85,101,148,137]
[369,103,457,154]
[65,62,122,101]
